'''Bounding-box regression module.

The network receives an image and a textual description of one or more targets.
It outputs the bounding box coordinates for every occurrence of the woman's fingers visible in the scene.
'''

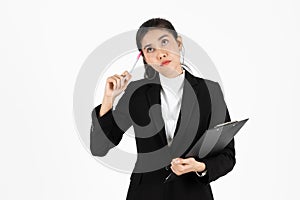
[121,70,130,77]
[121,71,132,82]
[171,164,193,175]
[107,74,124,91]
[113,74,122,90]
[170,158,198,175]
[107,76,117,90]
[108,71,131,90]
[171,165,187,176]
[115,71,132,90]
[171,157,195,165]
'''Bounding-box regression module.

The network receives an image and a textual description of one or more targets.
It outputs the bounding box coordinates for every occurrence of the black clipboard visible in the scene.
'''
[164,118,249,183]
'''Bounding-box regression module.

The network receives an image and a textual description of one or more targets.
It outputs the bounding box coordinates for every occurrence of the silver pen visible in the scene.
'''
[129,51,142,74]
[121,51,142,80]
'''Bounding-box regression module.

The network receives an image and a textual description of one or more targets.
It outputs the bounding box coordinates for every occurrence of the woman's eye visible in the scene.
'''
[146,47,154,53]
[161,39,169,46]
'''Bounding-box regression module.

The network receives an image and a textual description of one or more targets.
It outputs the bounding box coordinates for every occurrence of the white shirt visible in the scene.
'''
[159,70,185,146]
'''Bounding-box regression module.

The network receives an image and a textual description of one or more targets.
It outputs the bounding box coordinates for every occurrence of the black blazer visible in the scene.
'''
[90,68,235,200]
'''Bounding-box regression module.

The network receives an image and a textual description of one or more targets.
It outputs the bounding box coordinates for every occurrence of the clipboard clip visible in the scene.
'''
[214,120,238,128]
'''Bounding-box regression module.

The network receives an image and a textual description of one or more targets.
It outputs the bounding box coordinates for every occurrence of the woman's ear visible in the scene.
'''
[176,36,183,51]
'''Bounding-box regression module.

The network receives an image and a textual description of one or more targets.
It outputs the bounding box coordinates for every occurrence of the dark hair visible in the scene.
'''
[136,18,179,79]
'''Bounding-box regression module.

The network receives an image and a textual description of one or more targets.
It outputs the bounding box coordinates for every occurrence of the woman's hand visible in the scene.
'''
[99,70,132,117]
[104,70,132,100]
[170,157,206,176]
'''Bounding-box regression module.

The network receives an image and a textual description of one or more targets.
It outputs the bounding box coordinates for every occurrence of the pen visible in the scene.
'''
[121,51,142,80]
[129,51,142,74]
[164,173,172,183]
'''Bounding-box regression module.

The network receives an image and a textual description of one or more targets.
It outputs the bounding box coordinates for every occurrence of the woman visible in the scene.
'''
[90,18,235,200]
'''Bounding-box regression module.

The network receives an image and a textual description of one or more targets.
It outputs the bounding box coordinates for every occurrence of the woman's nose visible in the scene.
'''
[158,50,167,60]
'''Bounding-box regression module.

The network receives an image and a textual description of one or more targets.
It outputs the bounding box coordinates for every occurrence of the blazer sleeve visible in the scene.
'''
[90,83,133,157]
[196,82,236,184]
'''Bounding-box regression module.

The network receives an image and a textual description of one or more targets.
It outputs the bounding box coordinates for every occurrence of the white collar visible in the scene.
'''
[159,69,185,94]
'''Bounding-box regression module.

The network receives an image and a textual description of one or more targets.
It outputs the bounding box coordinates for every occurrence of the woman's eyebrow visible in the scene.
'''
[143,34,169,50]
[158,34,169,41]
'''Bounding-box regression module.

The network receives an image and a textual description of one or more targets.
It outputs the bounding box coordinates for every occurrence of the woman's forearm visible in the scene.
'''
[99,96,114,117]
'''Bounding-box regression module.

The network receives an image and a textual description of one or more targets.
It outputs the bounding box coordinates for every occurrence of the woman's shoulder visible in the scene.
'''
[189,73,221,89]
[187,74,225,100]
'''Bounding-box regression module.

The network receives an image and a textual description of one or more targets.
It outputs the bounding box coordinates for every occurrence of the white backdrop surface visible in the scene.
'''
[1,0,299,199]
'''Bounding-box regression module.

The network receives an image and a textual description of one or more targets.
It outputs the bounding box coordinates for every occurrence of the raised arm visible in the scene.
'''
[90,71,133,157]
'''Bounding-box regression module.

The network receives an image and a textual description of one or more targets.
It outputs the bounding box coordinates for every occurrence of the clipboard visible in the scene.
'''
[164,118,249,183]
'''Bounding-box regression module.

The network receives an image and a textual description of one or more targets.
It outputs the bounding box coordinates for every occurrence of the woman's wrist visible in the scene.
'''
[99,96,114,117]
[194,162,206,172]
[194,162,207,177]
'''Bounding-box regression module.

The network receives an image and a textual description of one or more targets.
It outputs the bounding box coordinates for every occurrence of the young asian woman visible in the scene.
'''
[90,18,235,200]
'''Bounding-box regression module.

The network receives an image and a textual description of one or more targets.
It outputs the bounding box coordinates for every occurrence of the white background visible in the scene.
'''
[1,0,300,199]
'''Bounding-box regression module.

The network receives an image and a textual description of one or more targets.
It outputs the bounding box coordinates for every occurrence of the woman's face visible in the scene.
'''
[141,29,183,78]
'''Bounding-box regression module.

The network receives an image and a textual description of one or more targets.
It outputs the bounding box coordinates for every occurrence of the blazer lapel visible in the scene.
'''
[169,69,201,156]
[146,76,168,145]
[146,67,209,156]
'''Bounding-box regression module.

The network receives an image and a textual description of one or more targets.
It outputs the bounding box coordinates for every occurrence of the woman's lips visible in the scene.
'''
[161,60,171,66]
